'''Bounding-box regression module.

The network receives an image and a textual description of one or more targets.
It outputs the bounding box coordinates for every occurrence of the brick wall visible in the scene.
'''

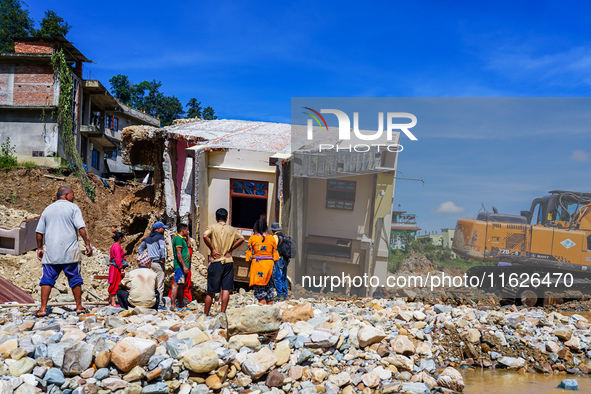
[0,64,9,105]
[14,41,56,54]
[12,64,55,106]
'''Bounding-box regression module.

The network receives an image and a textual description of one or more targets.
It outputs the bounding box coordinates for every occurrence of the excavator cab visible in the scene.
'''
[453,190,591,268]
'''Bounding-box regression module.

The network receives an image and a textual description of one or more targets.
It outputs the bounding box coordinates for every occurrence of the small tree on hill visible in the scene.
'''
[0,0,34,52]
[36,10,71,38]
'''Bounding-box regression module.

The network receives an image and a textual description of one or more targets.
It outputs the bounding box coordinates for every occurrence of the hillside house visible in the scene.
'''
[0,37,159,176]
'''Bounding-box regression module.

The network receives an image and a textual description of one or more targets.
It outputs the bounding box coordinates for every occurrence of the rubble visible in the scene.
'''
[0,293,589,393]
[0,205,38,229]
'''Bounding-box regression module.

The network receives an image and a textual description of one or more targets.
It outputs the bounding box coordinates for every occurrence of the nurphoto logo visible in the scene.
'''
[303,108,418,152]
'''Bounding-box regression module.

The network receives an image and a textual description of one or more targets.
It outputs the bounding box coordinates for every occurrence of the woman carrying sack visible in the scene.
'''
[246,218,279,305]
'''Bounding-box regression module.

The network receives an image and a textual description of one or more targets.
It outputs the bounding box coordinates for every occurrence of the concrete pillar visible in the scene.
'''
[178,156,194,225]
[162,139,177,228]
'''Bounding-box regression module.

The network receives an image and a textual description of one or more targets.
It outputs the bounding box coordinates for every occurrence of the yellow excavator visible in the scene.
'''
[452,190,591,305]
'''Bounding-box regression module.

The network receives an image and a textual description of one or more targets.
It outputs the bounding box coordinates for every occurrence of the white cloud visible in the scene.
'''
[433,201,466,214]
[571,149,589,162]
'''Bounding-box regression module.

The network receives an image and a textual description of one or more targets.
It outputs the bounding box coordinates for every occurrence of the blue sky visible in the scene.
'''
[25,0,591,232]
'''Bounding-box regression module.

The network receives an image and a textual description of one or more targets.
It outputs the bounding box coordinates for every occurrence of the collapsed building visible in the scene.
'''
[121,118,399,296]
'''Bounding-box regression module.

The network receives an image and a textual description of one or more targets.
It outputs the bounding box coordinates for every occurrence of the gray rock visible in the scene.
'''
[62,341,94,376]
[401,382,430,394]
[227,306,282,336]
[45,368,65,385]
[558,379,578,391]
[93,368,109,381]
[304,329,339,348]
[434,304,452,314]
[147,355,166,371]
[142,382,170,394]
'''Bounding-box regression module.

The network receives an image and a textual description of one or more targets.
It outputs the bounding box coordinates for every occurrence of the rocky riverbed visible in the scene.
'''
[0,292,590,394]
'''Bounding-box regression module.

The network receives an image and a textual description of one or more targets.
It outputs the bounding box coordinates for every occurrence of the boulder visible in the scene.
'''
[241,347,278,379]
[362,371,380,388]
[44,368,65,385]
[205,375,222,390]
[227,306,282,335]
[282,303,314,323]
[391,335,415,355]
[228,334,260,350]
[436,367,465,392]
[62,340,94,376]
[357,324,386,348]
[304,328,340,348]
[176,327,208,346]
[558,379,578,391]
[265,370,285,387]
[8,357,36,377]
[111,338,157,372]
[274,339,291,366]
[329,372,351,387]
[553,328,572,341]
[102,378,129,391]
[466,329,481,343]
[182,343,219,373]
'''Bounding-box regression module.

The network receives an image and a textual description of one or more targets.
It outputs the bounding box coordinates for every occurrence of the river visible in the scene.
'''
[462,369,591,393]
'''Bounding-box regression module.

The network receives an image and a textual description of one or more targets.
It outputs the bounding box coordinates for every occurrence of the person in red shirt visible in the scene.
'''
[108,231,126,307]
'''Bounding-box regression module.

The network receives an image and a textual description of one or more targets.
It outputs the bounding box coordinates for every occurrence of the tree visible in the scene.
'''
[109,74,133,104]
[202,106,218,120]
[186,98,202,119]
[158,96,185,126]
[0,0,34,52]
[36,10,71,38]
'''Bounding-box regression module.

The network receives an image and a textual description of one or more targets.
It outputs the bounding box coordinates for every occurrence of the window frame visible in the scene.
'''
[91,149,100,169]
[326,179,356,211]
[229,178,269,229]
[230,179,269,200]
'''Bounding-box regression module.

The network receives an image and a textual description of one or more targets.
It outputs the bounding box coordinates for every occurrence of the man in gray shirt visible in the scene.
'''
[35,186,92,317]
[138,221,168,309]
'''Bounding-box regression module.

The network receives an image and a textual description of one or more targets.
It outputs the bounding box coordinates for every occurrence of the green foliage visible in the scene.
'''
[35,10,71,38]
[186,98,202,119]
[109,74,133,104]
[0,0,34,52]
[202,106,218,120]
[51,49,95,201]
[108,75,219,126]
[20,161,37,169]
[109,76,185,126]
[388,237,492,273]
[0,137,18,169]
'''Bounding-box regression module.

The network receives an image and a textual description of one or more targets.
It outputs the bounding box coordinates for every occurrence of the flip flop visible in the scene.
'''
[34,310,47,318]
[76,308,90,315]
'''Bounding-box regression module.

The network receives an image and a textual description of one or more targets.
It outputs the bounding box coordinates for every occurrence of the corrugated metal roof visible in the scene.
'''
[0,275,34,304]
[165,119,291,153]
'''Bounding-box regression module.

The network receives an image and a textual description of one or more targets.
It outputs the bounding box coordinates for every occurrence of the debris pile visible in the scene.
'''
[0,294,590,393]
[0,205,38,229]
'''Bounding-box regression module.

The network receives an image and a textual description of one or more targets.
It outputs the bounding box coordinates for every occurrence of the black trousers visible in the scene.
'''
[116,289,160,310]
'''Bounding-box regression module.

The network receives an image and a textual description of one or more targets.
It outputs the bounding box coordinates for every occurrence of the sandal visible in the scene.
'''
[76,307,90,315]
[34,310,47,318]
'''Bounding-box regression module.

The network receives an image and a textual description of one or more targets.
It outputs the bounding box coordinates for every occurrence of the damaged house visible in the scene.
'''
[122,119,399,296]
[0,37,159,176]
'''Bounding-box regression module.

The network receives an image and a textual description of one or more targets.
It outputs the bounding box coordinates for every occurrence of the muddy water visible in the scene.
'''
[462,369,591,393]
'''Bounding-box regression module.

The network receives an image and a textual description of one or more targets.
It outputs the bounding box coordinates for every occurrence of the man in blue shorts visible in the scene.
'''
[35,186,93,317]
[171,223,190,310]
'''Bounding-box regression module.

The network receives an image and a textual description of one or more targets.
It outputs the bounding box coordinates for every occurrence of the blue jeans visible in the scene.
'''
[273,258,288,297]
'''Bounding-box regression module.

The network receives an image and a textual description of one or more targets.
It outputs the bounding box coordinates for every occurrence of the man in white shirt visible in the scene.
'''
[117,259,159,309]
[35,186,92,317]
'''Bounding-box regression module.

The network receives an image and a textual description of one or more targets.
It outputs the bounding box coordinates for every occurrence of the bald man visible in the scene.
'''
[35,186,92,317]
